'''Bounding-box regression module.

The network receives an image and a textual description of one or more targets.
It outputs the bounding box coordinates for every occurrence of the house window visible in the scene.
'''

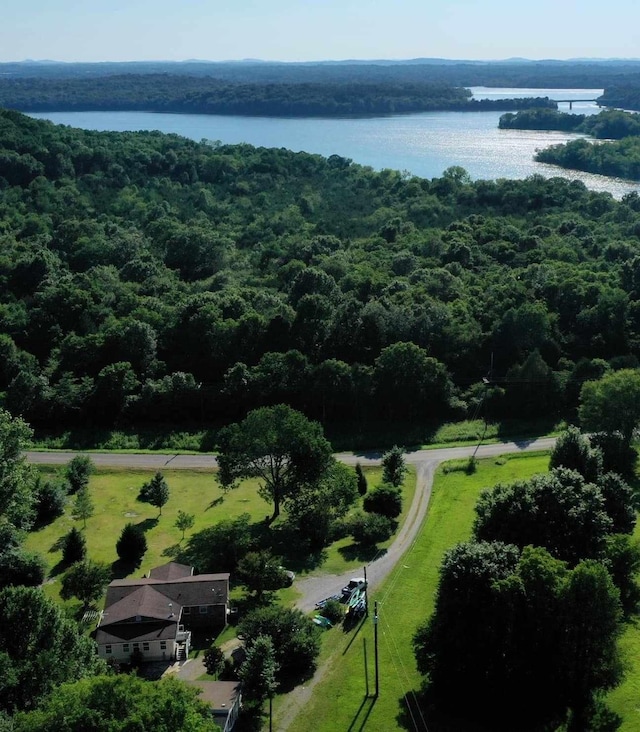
[105,645,112,654]
[133,643,140,650]
[199,605,209,614]
[160,641,167,650]
[142,642,149,651]
[123,644,130,653]
[183,606,191,615]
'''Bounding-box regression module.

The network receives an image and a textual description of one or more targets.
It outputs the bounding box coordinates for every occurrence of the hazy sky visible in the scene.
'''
[2,0,638,63]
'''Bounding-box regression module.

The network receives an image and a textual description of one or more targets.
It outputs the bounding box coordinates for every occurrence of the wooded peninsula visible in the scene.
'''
[499,108,640,181]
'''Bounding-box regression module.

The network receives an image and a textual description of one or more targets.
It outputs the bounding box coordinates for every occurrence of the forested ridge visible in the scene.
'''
[0,75,555,117]
[4,58,640,87]
[2,108,640,439]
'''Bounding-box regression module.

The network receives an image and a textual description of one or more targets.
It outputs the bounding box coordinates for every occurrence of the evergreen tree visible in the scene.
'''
[62,527,86,564]
[355,462,368,496]
[239,635,279,708]
[116,523,147,566]
[381,445,407,487]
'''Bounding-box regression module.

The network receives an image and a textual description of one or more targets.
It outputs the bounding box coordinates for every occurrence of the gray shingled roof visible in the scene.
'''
[149,562,193,581]
[101,584,182,626]
[106,572,230,611]
[96,620,178,645]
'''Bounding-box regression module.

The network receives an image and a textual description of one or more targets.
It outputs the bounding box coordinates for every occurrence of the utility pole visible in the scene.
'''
[363,565,368,616]
[374,601,379,698]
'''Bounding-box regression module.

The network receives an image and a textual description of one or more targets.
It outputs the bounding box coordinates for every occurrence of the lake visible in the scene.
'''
[29,87,640,198]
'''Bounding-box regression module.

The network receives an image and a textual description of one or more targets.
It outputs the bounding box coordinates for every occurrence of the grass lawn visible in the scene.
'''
[280,452,551,732]
[25,464,388,611]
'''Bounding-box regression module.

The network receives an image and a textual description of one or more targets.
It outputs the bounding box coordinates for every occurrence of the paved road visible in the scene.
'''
[26,437,555,470]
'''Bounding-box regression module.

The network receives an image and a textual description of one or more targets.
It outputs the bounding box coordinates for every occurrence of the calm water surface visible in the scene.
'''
[30,87,640,198]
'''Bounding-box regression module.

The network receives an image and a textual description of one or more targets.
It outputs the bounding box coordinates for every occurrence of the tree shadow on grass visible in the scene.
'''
[207,496,224,510]
[136,517,159,533]
[161,543,181,558]
[396,684,528,732]
[48,559,68,578]
[339,543,386,563]
[49,535,66,553]
[110,557,143,580]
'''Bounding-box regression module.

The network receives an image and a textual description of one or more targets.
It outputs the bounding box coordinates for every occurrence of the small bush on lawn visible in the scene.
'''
[321,599,345,625]
[35,479,67,524]
[348,511,396,545]
[363,483,402,519]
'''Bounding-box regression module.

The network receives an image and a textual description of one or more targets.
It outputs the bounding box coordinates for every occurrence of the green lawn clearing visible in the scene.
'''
[25,463,393,611]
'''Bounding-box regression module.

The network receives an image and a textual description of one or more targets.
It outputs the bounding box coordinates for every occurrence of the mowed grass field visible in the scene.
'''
[24,463,393,610]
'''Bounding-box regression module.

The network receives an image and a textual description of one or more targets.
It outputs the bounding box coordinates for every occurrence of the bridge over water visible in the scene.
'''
[551,98,599,110]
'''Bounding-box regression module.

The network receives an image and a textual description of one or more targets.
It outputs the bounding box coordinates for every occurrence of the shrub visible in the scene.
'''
[348,511,396,545]
[321,599,345,625]
[363,483,402,519]
[203,645,225,677]
[35,479,66,524]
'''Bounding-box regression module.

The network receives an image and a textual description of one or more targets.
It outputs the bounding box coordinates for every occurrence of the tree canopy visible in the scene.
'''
[12,675,220,732]
[413,542,623,728]
[0,586,105,713]
[580,368,640,444]
[217,405,334,523]
[473,467,621,565]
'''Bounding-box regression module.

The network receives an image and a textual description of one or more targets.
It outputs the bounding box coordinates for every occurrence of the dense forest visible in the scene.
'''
[599,83,640,111]
[0,75,556,117]
[3,58,640,88]
[2,109,640,440]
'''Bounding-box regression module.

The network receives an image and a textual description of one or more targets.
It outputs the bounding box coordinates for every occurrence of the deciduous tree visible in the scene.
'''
[217,404,334,524]
[0,586,105,713]
[580,368,640,444]
[140,471,170,515]
[60,560,111,610]
[238,605,320,681]
[72,486,94,529]
[175,510,195,540]
[65,455,94,495]
[12,675,219,732]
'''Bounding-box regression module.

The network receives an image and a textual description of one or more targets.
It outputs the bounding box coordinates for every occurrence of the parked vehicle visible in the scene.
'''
[341,577,366,601]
